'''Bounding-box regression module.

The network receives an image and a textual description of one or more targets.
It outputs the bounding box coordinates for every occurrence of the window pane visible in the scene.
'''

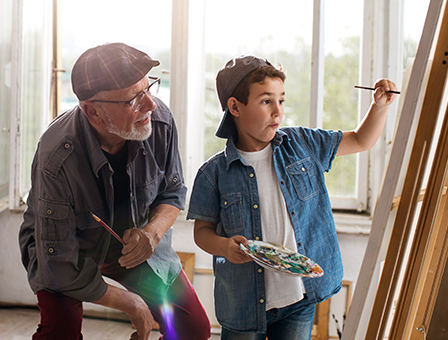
[323,0,363,199]
[403,0,430,63]
[0,0,13,200]
[203,1,313,159]
[20,0,52,196]
[60,1,172,114]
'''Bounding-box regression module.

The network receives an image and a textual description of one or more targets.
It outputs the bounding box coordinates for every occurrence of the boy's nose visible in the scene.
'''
[272,104,282,116]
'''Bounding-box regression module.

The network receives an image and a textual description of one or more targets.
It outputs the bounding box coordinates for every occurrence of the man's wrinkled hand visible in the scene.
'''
[119,228,158,269]
[128,299,154,340]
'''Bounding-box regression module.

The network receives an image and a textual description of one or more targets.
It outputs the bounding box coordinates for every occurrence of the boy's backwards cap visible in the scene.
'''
[71,42,160,101]
[215,55,272,138]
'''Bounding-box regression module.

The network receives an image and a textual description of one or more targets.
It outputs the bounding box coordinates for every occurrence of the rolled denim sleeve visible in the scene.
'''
[187,163,221,224]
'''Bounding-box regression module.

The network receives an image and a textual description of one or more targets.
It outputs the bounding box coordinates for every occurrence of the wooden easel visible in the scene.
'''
[342,0,448,339]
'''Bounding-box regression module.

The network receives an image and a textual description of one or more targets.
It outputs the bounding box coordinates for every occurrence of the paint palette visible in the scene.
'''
[239,240,324,277]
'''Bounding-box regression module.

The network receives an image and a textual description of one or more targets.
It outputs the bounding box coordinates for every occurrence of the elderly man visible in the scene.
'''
[19,43,210,340]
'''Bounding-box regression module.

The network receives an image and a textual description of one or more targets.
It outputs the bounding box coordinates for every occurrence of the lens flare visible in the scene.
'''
[160,298,176,339]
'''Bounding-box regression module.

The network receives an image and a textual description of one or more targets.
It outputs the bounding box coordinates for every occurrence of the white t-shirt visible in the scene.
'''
[238,145,305,310]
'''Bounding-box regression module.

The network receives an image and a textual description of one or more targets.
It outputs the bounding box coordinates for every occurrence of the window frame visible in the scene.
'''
[8,0,52,211]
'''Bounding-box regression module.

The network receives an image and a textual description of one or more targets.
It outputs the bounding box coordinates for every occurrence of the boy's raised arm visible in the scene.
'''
[336,78,398,157]
[194,220,252,264]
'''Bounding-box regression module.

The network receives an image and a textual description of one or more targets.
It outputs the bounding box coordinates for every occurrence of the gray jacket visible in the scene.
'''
[19,97,186,302]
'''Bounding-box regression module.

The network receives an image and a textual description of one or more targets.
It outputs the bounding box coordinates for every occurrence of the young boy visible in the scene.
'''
[187,55,397,339]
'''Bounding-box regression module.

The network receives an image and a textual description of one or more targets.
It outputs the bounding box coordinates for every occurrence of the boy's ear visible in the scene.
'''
[227,97,240,117]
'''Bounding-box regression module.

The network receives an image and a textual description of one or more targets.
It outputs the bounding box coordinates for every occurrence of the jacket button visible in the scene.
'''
[249,173,254,178]
[224,201,228,206]
[259,299,265,304]
[253,204,258,209]
[64,143,70,149]
[301,167,306,172]
[46,209,52,215]
[258,268,263,273]
[255,236,260,241]
[48,247,54,254]
[297,242,302,247]
[173,177,178,183]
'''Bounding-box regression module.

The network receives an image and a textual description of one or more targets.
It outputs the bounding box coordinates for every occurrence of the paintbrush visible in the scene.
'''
[89,211,126,245]
[354,85,400,94]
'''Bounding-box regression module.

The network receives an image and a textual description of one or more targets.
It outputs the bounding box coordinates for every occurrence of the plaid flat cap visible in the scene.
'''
[71,42,160,101]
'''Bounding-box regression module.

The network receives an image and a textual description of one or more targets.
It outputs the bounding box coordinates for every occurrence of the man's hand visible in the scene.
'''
[94,284,154,340]
[118,204,180,269]
[119,228,158,269]
[128,299,155,340]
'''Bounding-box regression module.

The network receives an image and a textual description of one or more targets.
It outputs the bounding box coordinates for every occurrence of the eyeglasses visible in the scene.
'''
[89,76,160,112]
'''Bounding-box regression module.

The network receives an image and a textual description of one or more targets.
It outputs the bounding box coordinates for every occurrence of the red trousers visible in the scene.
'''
[33,263,210,340]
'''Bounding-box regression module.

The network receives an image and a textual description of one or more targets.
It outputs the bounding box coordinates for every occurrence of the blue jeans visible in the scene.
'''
[220,295,315,340]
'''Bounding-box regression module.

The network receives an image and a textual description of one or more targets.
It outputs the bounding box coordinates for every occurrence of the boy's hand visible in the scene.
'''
[372,78,398,107]
[225,235,252,264]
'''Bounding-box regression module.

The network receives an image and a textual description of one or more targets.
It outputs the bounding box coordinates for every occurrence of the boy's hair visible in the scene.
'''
[231,65,286,106]
[215,55,286,139]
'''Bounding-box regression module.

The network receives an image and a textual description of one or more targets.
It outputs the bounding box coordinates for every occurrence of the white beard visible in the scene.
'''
[103,111,152,141]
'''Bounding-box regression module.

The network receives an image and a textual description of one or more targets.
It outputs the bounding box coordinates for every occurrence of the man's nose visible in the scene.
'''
[140,93,157,112]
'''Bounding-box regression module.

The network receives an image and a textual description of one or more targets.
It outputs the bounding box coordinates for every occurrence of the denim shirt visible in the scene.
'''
[19,97,186,302]
[187,127,343,332]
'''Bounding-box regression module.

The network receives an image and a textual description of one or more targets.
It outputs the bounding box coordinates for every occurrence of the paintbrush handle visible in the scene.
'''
[354,85,400,94]
[90,212,126,245]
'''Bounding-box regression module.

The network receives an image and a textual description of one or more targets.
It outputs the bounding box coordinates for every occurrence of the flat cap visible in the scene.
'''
[71,42,160,101]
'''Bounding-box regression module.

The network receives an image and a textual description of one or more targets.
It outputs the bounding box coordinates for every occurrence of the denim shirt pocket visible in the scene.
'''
[220,193,244,235]
[37,198,70,241]
[287,158,319,200]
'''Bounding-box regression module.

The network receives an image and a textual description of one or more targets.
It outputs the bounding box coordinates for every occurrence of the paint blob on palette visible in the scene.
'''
[240,240,324,278]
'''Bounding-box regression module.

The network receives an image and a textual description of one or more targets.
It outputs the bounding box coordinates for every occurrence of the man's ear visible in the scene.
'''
[82,102,104,126]
[227,97,240,117]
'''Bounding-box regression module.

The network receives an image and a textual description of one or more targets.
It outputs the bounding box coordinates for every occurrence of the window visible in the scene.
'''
[196,0,401,213]
[59,1,173,114]
[202,1,314,161]
[55,0,429,215]
[0,0,13,209]
[2,0,52,210]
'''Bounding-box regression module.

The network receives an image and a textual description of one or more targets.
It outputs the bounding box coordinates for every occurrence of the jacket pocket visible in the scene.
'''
[219,193,244,235]
[135,173,165,225]
[37,198,70,241]
[287,158,319,200]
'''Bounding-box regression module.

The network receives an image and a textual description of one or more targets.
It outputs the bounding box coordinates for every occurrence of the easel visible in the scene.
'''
[342,0,448,339]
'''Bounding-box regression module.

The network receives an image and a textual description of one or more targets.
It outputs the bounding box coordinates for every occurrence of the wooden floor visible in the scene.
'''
[0,307,220,340]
